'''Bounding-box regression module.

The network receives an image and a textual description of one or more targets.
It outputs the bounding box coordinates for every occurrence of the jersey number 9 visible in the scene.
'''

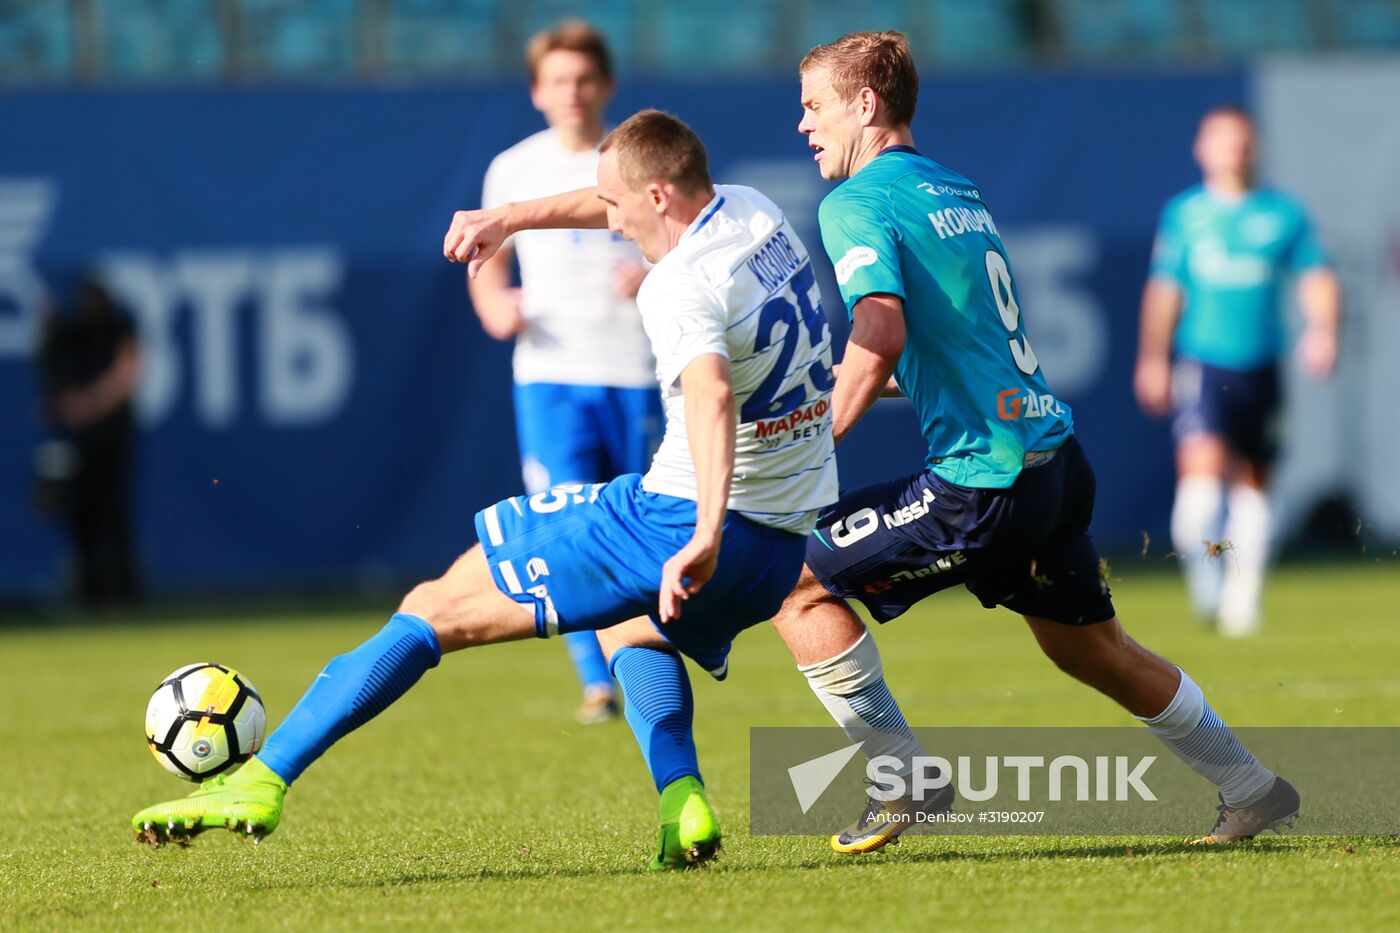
[985,249,1040,376]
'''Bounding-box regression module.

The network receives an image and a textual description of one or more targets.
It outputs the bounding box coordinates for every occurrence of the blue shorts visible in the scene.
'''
[1171,358,1281,463]
[805,437,1115,626]
[513,383,663,492]
[473,473,806,679]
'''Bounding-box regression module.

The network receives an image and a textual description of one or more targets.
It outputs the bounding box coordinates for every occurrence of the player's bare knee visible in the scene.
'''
[774,566,831,622]
[399,578,476,639]
[797,567,833,603]
[598,616,672,660]
[398,578,443,619]
[1177,434,1228,478]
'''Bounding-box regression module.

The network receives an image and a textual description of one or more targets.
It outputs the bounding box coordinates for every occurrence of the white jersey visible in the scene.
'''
[639,185,838,534]
[481,129,654,388]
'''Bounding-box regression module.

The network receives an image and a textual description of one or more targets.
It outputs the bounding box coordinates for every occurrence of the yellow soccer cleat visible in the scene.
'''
[831,784,954,855]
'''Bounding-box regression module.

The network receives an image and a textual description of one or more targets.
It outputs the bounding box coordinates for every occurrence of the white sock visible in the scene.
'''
[798,631,923,775]
[1137,668,1274,807]
[1219,484,1270,635]
[1171,474,1225,619]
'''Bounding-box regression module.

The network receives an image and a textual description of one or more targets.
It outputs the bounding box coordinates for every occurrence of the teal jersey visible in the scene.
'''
[1150,185,1328,370]
[818,147,1072,489]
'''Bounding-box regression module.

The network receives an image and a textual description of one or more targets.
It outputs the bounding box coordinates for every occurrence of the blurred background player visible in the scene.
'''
[468,21,660,722]
[1134,106,1341,636]
[34,276,143,609]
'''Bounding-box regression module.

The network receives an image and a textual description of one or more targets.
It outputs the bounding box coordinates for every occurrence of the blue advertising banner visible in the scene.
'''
[0,70,1243,597]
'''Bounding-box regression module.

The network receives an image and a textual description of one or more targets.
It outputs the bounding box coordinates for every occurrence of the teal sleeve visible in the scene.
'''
[818,190,905,319]
[1148,202,1187,284]
[1285,205,1329,272]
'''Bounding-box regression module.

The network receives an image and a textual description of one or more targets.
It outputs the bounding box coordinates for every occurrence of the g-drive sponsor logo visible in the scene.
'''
[788,743,1157,815]
[862,553,968,595]
[997,388,1065,421]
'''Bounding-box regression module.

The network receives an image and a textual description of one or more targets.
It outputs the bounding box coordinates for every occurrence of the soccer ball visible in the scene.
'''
[145,663,266,781]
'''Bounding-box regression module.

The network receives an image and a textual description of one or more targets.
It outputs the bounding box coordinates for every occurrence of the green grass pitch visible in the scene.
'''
[3,563,1398,930]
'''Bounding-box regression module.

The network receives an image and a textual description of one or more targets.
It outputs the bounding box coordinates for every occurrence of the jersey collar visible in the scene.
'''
[879,144,921,157]
[686,193,726,238]
[1203,182,1253,208]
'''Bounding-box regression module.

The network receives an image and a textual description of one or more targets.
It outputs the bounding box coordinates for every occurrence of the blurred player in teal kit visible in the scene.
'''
[770,33,1299,852]
[1135,106,1341,637]
[468,21,660,720]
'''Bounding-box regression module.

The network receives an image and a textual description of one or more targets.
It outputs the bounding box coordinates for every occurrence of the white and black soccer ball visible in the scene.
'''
[145,663,266,781]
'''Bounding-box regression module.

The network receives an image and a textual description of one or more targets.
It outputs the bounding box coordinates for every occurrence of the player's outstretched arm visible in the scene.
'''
[1296,267,1341,380]
[832,293,906,446]
[443,187,609,276]
[465,245,525,341]
[1134,278,1184,417]
[658,353,735,622]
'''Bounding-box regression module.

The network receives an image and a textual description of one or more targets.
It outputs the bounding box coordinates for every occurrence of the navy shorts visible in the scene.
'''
[1171,358,1281,463]
[805,437,1115,626]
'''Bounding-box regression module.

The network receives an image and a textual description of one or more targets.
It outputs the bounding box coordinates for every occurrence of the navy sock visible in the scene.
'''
[258,612,441,785]
[610,647,700,793]
[563,630,613,693]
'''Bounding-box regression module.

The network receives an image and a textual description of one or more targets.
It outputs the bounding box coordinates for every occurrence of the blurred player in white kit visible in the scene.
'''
[468,21,660,722]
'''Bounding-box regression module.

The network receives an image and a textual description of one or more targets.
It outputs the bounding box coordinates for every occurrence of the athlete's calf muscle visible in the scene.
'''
[1024,615,1180,717]
[399,545,536,652]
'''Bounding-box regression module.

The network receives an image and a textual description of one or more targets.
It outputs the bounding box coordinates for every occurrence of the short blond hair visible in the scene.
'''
[600,110,712,196]
[525,19,613,84]
[800,31,918,127]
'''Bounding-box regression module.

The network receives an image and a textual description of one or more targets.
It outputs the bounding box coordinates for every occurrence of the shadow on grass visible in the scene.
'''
[0,592,396,632]
[256,836,1398,889]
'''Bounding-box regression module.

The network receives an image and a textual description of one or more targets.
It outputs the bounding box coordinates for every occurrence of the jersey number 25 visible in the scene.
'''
[741,264,835,422]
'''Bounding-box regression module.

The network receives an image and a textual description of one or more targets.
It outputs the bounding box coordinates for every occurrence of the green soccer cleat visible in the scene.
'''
[132,757,288,848]
[649,775,721,871]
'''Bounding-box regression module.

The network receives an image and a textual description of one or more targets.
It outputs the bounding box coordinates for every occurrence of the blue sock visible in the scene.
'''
[610,647,700,793]
[563,630,613,693]
[259,612,441,785]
